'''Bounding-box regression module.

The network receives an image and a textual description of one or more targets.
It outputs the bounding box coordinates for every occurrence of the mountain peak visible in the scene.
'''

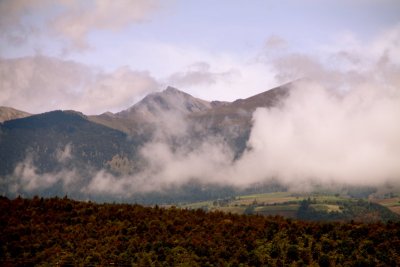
[116,86,212,120]
[164,86,182,94]
[162,86,196,99]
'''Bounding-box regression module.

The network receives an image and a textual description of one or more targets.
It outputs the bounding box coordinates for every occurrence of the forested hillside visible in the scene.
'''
[1,196,400,266]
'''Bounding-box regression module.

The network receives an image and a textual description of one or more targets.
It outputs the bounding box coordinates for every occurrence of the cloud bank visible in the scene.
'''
[0,56,158,114]
[234,81,400,190]
[5,154,77,194]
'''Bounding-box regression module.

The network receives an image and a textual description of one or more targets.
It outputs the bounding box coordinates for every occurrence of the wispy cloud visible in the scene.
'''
[6,155,77,194]
[167,62,237,87]
[0,0,161,52]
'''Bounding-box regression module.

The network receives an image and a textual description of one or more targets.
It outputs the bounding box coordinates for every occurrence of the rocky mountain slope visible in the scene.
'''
[89,83,291,155]
[89,86,212,136]
[0,106,31,123]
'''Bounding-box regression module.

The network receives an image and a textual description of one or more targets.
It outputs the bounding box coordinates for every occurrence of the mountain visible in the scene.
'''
[0,106,31,123]
[89,83,292,156]
[0,83,293,202]
[190,83,291,155]
[119,86,212,117]
[89,86,212,136]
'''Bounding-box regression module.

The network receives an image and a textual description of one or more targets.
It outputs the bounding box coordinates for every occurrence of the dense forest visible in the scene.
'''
[1,196,400,266]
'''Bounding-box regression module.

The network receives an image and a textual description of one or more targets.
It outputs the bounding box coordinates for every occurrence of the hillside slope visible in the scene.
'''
[0,110,140,178]
[0,106,31,123]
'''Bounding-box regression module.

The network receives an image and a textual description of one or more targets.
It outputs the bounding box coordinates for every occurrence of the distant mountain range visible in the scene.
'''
[0,83,292,202]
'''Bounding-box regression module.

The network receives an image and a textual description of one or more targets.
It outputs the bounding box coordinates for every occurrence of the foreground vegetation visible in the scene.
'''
[1,196,400,266]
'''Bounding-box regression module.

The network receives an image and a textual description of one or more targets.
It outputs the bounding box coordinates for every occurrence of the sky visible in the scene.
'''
[1,0,400,114]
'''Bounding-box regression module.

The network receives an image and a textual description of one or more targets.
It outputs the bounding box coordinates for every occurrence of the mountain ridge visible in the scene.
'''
[0,83,293,124]
[0,82,295,202]
[88,82,293,136]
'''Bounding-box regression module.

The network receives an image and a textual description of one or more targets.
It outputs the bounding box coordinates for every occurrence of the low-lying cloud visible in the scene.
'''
[6,155,77,194]
[233,81,400,190]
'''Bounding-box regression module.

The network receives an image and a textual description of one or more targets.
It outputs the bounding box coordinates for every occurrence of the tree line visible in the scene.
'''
[1,196,399,266]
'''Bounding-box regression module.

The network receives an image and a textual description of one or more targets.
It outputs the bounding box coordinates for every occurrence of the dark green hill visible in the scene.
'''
[0,110,140,178]
[296,198,400,223]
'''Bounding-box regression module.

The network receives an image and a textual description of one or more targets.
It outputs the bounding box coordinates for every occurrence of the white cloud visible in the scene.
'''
[165,55,279,102]
[82,137,235,196]
[231,80,400,190]
[8,156,77,193]
[0,0,161,51]
[52,0,160,51]
[82,170,128,196]
[56,143,73,163]
[167,62,236,87]
[0,56,159,114]
[264,35,287,50]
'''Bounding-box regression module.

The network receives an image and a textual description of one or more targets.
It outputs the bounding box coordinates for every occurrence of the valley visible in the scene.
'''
[1,1,399,266]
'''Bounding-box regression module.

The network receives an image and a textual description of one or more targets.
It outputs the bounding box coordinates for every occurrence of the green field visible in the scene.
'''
[178,191,339,215]
[232,192,298,205]
[176,191,400,222]
[373,196,400,215]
